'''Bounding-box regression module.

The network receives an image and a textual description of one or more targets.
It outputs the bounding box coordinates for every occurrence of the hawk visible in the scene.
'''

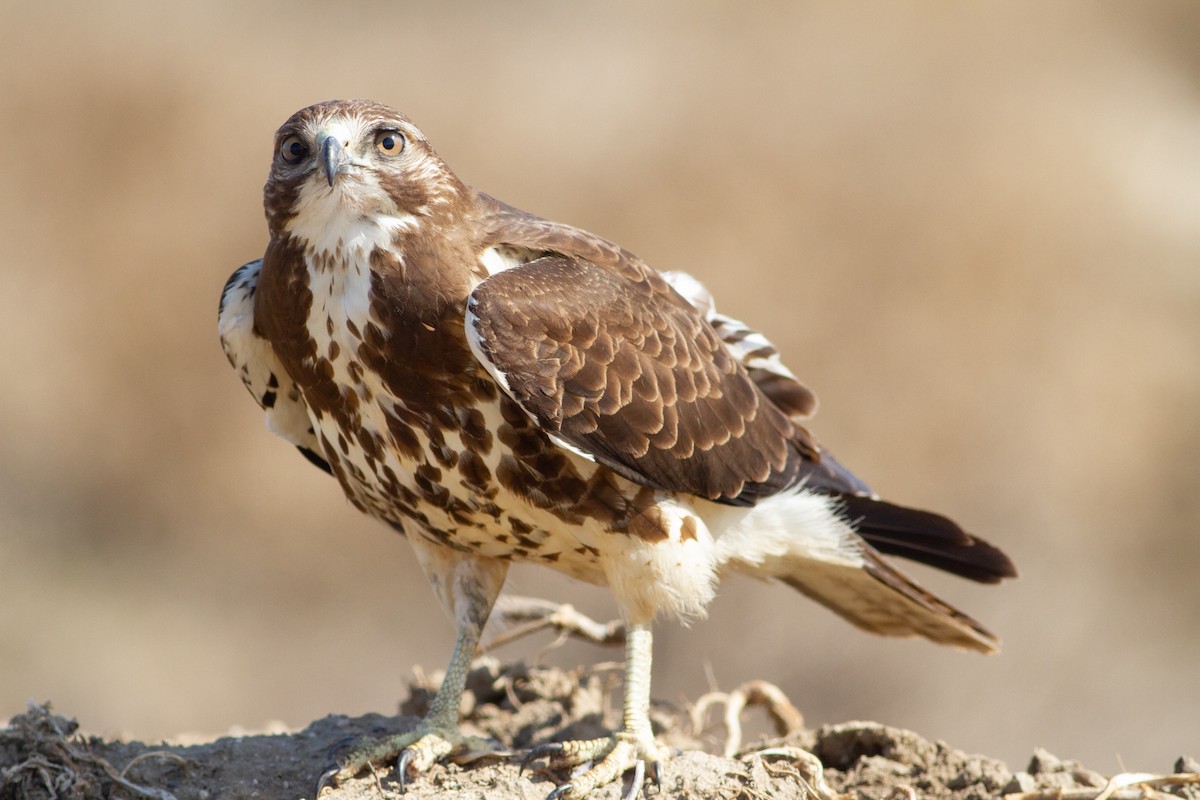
[219,99,1016,799]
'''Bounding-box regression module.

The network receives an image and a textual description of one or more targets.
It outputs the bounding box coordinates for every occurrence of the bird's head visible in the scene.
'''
[263,99,464,246]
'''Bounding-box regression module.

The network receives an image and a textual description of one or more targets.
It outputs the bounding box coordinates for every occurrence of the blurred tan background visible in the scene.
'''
[2,0,1197,775]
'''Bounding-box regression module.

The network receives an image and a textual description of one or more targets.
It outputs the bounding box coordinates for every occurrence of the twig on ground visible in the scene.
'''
[480,596,626,655]
[1008,772,1200,800]
[745,745,839,800]
[1,702,187,800]
[690,680,805,758]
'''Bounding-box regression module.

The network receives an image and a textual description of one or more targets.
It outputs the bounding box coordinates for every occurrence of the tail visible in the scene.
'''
[837,494,1017,584]
[710,490,1015,654]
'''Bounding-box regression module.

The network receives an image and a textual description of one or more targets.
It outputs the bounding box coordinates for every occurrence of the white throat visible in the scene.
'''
[286,176,419,258]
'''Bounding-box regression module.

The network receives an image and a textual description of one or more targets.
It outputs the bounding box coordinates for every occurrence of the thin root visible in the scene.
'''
[1008,772,1200,800]
[2,702,188,800]
[690,680,805,757]
[481,596,626,654]
[747,746,839,800]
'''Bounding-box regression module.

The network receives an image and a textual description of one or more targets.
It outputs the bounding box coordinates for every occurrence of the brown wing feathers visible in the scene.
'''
[469,255,805,505]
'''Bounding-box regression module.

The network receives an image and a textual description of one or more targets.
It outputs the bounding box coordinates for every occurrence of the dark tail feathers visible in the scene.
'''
[837,494,1017,584]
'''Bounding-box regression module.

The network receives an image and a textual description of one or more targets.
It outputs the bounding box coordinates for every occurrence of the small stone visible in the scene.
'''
[1070,767,1106,788]
[948,761,985,790]
[1002,771,1037,794]
[860,755,915,776]
[1027,748,1062,775]
[1175,755,1200,774]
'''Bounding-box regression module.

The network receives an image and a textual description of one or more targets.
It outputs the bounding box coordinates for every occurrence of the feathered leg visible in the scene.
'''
[318,542,509,794]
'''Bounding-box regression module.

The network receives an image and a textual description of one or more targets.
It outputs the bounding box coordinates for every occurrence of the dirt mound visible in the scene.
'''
[3,661,1197,800]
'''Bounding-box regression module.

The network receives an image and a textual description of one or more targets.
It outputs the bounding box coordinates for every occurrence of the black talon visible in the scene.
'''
[315,735,360,795]
[314,765,340,798]
[397,749,415,792]
[622,760,646,800]
[521,742,566,775]
[545,783,574,800]
[651,760,663,787]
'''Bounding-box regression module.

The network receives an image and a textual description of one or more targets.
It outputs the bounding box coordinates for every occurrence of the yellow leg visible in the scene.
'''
[523,623,667,800]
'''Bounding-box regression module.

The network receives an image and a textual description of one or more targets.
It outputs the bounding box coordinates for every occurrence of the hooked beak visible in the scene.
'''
[319,135,349,187]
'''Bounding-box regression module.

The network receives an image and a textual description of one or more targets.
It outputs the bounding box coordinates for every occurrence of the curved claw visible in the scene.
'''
[315,735,361,797]
[397,748,415,792]
[521,742,566,775]
[314,764,340,798]
[651,760,663,787]
[621,759,646,800]
[545,783,575,800]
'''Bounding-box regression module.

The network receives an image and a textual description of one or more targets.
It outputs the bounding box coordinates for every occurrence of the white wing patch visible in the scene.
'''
[219,259,321,455]
[474,243,548,285]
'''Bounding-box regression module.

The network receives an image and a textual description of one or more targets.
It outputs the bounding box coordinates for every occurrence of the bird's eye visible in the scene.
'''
[375,130,404,156]
[279,135,308,163]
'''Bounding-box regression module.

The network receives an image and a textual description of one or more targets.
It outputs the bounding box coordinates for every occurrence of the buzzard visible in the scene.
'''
[219,99,1016,799]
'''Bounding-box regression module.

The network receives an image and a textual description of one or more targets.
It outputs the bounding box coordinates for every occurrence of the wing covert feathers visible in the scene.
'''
[468,255,806,504]
[472,203,875,500]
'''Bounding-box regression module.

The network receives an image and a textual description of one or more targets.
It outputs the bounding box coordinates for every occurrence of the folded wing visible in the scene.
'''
[219,259,330,474]
[466,254,855,504]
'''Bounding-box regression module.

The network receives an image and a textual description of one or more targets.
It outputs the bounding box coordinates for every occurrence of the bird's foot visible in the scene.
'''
[316,724,500,796]
[522,730,666,800]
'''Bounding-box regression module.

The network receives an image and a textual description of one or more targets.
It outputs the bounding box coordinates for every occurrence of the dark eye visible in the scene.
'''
[375,130,404,155]
[279,135,308,163]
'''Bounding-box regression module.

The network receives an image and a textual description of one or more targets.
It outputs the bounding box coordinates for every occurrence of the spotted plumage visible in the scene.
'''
[219,99,1016,799]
